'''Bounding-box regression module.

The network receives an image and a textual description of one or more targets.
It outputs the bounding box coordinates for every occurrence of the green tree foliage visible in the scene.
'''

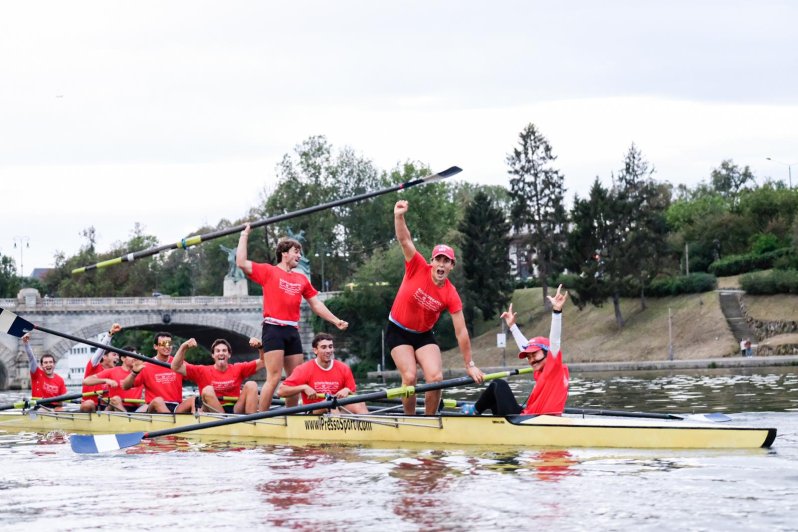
[458,192,513,327]
[506,123,568,306]
[710,159,755,207]
[0,254,22,298]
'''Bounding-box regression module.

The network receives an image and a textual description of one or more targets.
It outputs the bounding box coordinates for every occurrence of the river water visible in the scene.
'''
[1,367,797,531]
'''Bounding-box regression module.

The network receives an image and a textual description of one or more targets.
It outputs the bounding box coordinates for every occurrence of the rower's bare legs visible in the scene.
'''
[108,396,126,412]
[391,344,419,415]
[416,344,444,415]
[175,396,196,414]
[235,380,259,414]
[147,397,170,413]
[340,402,369,415]
[201,385,225,413]
[79,400,97,413]
[259,350,285,412]
[282,354,303,407]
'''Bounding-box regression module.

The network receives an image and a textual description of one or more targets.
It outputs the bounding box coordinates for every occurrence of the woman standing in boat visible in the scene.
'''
[464,284,569,416]
[237,223,349,412]
[388,199,484,416]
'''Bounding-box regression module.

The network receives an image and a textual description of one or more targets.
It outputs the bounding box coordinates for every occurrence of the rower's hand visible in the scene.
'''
[304,386,318,400]
[132,361,145,373]
[500,303,517,328]
[21,333,31,344]
[109,323,122,335]
[182,338,198,349]
[467,364,485,384]
[335,319,349,331]
[335,388,351,399]
[547,284,569,312]
[394,200,409,216]
[106,379,119,389]
[248,337,263,349]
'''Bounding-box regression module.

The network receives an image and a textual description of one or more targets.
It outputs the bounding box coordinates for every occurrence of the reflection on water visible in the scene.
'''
[1,369,798,531]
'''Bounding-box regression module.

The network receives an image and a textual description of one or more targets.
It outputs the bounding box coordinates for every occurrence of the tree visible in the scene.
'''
[458,192,513,328]
[506,123,568,306]
[711,159,756,208]
[0,254,21,298]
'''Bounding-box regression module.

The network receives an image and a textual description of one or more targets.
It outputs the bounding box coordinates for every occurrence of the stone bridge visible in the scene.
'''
[0,289,322,390]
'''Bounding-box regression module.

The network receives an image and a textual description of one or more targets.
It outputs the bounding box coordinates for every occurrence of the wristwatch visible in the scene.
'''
[467,360,476,368]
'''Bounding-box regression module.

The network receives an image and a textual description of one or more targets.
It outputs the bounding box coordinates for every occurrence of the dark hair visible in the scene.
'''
[276,239,302,263]
[153,332,172,345]
[312,332,334,348]
[120,345,137,357]
[211,339,232,353]
[40,353,55,364]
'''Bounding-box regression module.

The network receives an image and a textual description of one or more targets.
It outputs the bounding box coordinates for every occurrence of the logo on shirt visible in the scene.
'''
[155,372,177,384]
[413,288,443,312]
[279,278,302,296]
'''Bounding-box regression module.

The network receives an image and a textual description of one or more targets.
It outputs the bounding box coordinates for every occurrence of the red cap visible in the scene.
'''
[518,336,550,359]
[431,244,455,263]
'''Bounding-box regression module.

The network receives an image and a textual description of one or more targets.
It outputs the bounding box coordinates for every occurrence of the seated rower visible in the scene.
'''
[80,323,122,413]
[82,347,145,412]
[466,284,569,416]
[278,332,368,415]
[22,332,67,410]
[171,337,264,414]
[121,332,195,414]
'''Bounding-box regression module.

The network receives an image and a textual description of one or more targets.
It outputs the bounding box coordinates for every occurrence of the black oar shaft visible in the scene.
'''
[32,325,171,369]
[564,407,682,420]
[0,391,89,411]
[73,166,462,274]
[143,368,527,440]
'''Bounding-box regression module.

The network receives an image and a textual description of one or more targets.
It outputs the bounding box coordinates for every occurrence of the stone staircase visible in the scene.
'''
[718,290,756,355]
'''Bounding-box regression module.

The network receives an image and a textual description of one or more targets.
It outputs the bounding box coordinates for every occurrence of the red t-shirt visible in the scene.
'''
[30,367,67,399]
[83,360,109,405]
[248,262,318,325]
[282,359,356,406]
[184,360,259,399]
[133,357,183,403]
[95,366,144,405]
[522,351,570,415]
[389,251,463,332]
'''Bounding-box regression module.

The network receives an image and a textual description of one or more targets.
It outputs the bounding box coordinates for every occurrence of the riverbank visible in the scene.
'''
[367,353,798,380]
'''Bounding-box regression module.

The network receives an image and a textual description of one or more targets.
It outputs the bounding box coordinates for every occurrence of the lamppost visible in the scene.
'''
[314,248,331,292]
[13,236,30,277]
[766,157,795,189]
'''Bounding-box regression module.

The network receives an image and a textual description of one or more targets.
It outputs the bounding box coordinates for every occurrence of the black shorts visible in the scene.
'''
[164,401,179,413]
[122,404,139,413]
[385,321,438,352]
[262,323,304,356]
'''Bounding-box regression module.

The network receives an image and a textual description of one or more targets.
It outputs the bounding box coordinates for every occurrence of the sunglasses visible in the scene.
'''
[525,351,547,363]
[157,341,173,347]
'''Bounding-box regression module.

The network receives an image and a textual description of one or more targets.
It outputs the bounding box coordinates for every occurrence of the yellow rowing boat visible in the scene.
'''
[0,409,776,449]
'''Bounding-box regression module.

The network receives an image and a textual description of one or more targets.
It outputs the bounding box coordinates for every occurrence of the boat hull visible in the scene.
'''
[0,410,776,449]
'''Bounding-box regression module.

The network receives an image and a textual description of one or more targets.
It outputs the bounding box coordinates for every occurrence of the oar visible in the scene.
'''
[0,391,98,411]
[70,366,532,453]
[72,166,463,274]
[563,407,731,422]
[0,307,171,369]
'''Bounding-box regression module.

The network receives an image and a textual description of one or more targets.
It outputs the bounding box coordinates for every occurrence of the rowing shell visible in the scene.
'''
[0,410,776,449]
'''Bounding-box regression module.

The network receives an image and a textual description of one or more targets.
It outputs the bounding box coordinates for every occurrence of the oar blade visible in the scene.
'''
[686,413,732,423]
[70,432,145,454]
[0,307,34,338]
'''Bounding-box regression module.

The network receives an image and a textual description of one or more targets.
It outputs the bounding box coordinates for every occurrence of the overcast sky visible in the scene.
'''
[1,1,797,277]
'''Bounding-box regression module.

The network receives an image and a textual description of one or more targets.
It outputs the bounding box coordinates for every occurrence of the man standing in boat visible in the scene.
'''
[121,332,195,414]
[236,223,349,413]
[464,284,569,416]
[170,337,264,414]
[82,346,145,412]
[21,333,67,407]
[278,332,368,415]
[80,323,122,413]
[387,200,484,416]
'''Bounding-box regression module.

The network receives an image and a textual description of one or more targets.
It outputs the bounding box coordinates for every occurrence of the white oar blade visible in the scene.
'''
[70,432,145,454]
[0,307,33,338]
[423,166,462,184]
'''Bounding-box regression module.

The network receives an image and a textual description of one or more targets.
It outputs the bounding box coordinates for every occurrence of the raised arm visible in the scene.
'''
[89,323,122,368]
[501,303,529,351]
[394,200,416,262]
[307,296,348,330]
[121,360,144,390]
[22,333,37,373]
[236,223,254,276]
[546,285,568,359]
[170,338,197,376]
[249,337,266,371]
